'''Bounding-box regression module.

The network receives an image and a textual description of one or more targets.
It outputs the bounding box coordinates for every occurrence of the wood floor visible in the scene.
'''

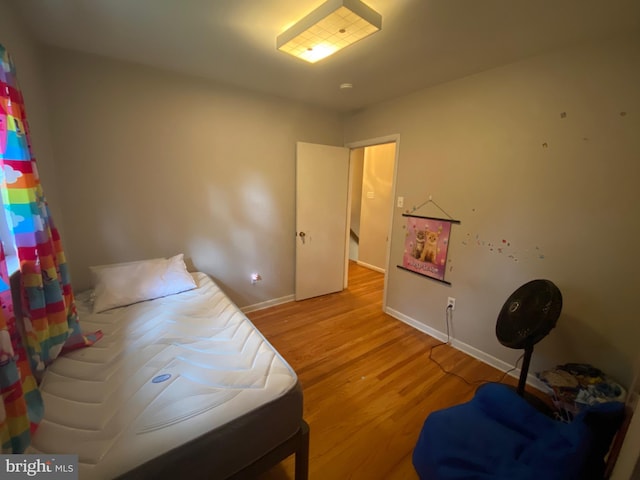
[249,262,519,480]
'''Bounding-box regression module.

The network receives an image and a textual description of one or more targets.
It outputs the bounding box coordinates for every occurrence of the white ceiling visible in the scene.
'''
[14,0,640,112]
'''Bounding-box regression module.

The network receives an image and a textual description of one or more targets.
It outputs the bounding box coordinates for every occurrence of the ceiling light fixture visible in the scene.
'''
[277,0,382,64]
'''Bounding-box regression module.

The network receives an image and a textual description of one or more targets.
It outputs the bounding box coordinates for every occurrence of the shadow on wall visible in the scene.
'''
[535,312,631,387]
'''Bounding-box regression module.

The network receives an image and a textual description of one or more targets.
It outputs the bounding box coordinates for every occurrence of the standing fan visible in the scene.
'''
[496,279,562,397]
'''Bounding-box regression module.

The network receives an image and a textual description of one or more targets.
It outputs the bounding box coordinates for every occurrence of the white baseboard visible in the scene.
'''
[385,307,548,392]
[356,260,385,274]
[242,294,295,313]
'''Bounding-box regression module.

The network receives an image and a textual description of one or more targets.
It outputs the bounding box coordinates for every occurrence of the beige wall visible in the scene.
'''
[41,48,344,306]
[345,32,640,386]
[358,143,395,270]
[0,0,66,236]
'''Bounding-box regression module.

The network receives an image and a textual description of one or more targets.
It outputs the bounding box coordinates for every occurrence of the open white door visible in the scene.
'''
[295,142,349,301]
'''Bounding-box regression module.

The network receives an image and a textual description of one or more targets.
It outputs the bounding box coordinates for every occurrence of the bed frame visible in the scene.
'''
[229,420,309,480]
[116,420,309,480]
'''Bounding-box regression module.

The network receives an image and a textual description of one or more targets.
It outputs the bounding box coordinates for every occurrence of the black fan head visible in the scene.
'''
[496,279,562,350]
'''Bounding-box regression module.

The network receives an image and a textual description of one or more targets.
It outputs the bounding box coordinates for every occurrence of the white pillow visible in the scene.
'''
[91,254,197,313]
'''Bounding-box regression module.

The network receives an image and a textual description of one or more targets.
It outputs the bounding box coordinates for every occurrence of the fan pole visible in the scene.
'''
[517,345,534,396]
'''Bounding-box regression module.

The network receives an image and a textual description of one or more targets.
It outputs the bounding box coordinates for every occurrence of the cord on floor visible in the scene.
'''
[428,304,524,387]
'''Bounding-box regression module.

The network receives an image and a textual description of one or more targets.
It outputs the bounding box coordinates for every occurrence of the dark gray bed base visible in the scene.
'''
[228,419,310,480]
[116,420,309,480]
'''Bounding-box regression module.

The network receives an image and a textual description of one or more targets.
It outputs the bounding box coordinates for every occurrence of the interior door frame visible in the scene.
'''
[344,134,400,311]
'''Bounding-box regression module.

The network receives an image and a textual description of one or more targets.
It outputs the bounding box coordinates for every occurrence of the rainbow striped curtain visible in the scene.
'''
[0,44,97,452]
[0,243,42,453]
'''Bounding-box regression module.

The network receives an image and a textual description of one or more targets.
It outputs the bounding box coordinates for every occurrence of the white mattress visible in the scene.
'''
[29,272,302,479]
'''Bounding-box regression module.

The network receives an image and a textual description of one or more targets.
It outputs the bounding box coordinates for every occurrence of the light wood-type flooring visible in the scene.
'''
[250,261,523,480]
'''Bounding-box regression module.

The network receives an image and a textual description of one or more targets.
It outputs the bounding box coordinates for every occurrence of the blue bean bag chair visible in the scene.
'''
[412,383,624,480]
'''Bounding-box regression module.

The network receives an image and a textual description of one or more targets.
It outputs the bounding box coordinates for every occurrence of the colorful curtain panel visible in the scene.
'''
[0,243,41,453]
[0,44,100,452]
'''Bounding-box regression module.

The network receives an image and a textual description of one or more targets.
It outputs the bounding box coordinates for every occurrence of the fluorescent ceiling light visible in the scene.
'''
[277,0,382,64]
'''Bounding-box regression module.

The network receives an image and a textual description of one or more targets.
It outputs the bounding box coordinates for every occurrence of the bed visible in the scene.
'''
[27,258,308,479]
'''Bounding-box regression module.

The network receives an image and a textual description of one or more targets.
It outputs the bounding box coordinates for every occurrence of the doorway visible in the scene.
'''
[294,136,398,308]
[345,136,399,309]
[348,142,396,273]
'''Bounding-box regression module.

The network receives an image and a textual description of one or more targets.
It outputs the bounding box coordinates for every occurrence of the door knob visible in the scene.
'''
[299,231,306,244]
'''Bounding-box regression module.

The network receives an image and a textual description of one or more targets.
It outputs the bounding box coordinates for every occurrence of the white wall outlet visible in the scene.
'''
[251,273,262,284]
[397,196,404,208]
[447,297,456,310]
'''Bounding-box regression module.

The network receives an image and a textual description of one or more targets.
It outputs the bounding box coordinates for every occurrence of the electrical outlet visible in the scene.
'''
[447,297,456,310]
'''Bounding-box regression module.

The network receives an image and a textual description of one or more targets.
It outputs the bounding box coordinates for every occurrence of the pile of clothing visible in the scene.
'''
[537,363,626,422]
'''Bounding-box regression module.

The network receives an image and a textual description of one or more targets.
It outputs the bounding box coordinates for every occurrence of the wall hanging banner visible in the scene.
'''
[398,214,460,285]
